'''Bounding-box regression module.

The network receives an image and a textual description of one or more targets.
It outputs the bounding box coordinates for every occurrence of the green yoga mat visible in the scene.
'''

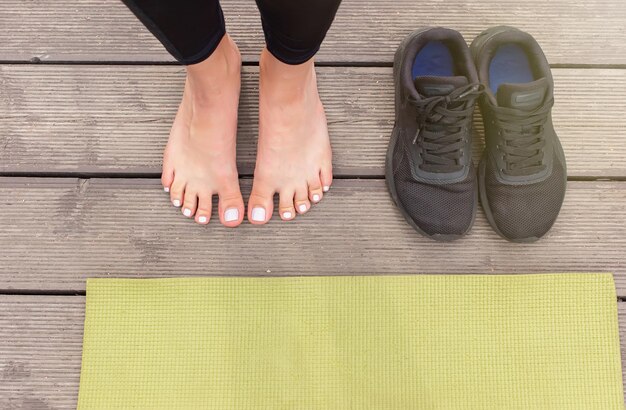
[78,274,624,409]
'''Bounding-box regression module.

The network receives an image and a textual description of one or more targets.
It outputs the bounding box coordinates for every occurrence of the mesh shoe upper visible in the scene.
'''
[483,151,566,240]
[392,136,476,236]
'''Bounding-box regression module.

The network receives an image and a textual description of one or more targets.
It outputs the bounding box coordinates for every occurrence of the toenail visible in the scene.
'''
[251,207,266,222]
[323,186,330,192]
[313,194,321,202]
[224,208,239,222]
[283,211,293,219]
[198,216,208,224]
[164,187,170,193]
[173,199,181,207]
[183,208,192,217]
[299,204,307,213]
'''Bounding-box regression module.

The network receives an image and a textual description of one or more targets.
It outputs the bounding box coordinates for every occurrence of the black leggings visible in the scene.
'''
[122,0,342,65]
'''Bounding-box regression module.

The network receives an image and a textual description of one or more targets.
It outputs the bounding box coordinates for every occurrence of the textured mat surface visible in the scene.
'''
[78,274,624,409]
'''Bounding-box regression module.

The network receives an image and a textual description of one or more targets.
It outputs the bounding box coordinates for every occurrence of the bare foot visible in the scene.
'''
[248,49,333,224]
[161,35,245,227]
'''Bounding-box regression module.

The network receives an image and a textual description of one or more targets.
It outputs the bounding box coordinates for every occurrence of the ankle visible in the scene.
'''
[186,35,241,96]
[259,48,317,104]
[215,34,241,75]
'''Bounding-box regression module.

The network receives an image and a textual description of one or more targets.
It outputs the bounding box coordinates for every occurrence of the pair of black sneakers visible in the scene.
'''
[386,27,567,242]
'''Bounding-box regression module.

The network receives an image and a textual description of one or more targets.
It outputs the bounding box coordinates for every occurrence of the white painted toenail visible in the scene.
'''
[323,186,330,192]
[313,194,321,202]
[251,207,266,222]
[183,208,192,217]
[283,211,293,219]
[164,187,170,193]
[173,199,181,207]
[198,216,208,224]
[224,208,239,222]
[299,204,307,213]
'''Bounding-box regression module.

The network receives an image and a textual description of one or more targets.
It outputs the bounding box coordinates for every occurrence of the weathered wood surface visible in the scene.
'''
[1,0,626,403]
[0,296,84,409]
[0,177,624,294]
[1,65,625,178]
[1,295,625,409]
[1,0,625,65]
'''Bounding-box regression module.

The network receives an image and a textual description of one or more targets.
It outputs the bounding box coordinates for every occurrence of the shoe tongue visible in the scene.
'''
[414,75,468,97]
[496,78,549,110]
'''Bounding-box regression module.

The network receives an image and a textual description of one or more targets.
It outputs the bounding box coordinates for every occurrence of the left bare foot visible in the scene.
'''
[248,48,333,224]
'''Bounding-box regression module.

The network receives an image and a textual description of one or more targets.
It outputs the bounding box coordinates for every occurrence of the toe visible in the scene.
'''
[219,185,244,228]
[278,189,296,221]
[248,180,274,225]
[294,184,310,214]
[169,178,185,208]
[320,165,333,193]
[308,174,324,204]
[182,188,198,218]
[161,166,174,193]
[195,191,212,225]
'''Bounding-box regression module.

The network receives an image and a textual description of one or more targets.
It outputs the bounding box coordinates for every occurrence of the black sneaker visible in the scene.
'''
[386,27,483,241]
[470,27,567,242]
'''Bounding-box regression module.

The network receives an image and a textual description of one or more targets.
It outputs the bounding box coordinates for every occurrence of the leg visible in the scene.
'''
[122,0,226,65]
[248,0,342,224]
[122,0,245,226]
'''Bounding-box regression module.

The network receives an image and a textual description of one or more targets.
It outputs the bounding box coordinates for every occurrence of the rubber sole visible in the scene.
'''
[385,28,477,242]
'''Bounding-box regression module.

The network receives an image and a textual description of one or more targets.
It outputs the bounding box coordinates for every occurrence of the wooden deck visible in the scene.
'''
[1,0,625,407]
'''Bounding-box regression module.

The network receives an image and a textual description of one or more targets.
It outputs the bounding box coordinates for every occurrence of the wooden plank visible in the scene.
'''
[0,296,84,409]
[1,0,625,65]
[1,65,624,178]
[1,295,625,408]
[0,65,392,177]
[0,177,624,294]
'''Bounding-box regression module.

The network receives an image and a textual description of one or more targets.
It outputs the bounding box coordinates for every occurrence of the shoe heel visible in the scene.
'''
[469,26,520,64]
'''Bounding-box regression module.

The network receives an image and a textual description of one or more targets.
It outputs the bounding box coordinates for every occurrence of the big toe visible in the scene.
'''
[219,185,245,227]
[247,180,274,225]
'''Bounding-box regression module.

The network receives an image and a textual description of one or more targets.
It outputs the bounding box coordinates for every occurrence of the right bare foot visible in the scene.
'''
[247,49,333,224]
[161,34,244,227]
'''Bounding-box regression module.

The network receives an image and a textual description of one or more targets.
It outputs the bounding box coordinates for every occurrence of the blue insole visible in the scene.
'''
[412,41,455,78]
[488,44,534,93]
